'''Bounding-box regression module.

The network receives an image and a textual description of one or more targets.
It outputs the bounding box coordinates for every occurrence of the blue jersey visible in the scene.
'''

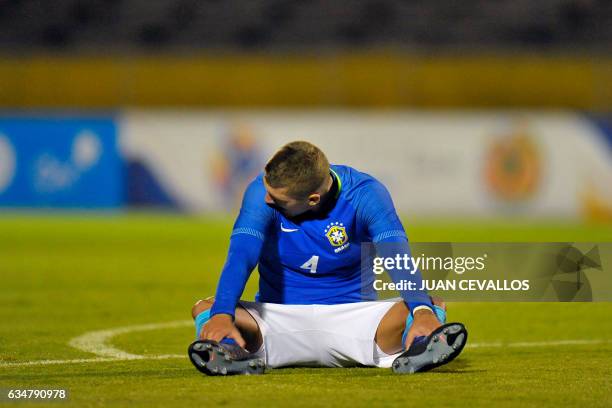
[210,164,431,317]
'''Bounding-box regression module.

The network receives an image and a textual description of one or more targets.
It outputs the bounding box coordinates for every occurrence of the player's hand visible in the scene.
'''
[200,313,247,348]
[404,308,442,349]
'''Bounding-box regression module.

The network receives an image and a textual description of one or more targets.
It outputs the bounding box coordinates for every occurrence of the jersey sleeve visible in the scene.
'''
[357,179,407,243]
[210,175,275,318]
[357,179,433,312]
[232,174,276,240]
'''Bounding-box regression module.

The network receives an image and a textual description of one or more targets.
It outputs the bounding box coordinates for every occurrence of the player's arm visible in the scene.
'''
[357,179,440,346]
[202,175,274,346]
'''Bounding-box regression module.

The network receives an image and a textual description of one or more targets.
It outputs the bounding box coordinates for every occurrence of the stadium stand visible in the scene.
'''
[0,0,610,51]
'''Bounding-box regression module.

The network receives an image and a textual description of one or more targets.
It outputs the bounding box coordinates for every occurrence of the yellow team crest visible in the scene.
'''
[325,222,348,247]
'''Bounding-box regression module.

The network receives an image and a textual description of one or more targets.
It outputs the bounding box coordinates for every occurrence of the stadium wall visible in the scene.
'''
[0,115,122,208]
[0,54,610,109]
[0,111,611,221]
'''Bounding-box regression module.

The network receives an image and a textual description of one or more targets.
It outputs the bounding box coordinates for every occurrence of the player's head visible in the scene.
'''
[263,141,331,217]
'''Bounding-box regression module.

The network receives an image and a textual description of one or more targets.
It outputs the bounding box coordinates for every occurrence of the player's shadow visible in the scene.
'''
[428,358,483,374]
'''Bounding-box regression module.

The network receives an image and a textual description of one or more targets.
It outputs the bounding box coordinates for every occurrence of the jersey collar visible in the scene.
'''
[330,168,342,199]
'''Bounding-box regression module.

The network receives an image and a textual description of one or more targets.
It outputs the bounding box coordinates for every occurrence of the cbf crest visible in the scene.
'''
[324,222,350,253]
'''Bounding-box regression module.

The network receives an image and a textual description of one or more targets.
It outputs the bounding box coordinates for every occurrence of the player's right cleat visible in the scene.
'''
[188,338,265,376]
[392,322,468,374]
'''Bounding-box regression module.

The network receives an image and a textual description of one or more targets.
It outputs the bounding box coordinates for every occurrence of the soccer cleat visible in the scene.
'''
[392,322,468,374]
[188,338,265,376]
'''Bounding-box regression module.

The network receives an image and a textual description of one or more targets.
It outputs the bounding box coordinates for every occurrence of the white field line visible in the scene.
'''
[67,320,193,359]
[0,355,185,368]
[467,339,609,348]
[0,320,192,368]
[0,319,609,368]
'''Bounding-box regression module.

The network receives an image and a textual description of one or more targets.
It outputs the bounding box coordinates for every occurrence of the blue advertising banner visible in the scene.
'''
[0,116,123,208]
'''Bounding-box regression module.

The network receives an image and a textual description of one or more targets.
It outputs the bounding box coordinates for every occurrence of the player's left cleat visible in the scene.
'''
[392,322,468,374]
[188,338,265,376]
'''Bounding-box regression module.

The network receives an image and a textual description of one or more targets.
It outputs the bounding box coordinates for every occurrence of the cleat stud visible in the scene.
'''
[211,367,219,373]
[205,343,212,350]
[433,336,439,343]
[443,329,449,335]
[220,367,227,375]
[249,361,257,367]
[224,354,231,361]
[427,344,433,351]
[433,358,438,364]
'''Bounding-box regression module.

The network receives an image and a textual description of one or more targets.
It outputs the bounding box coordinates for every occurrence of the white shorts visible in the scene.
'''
[238,299,404,368]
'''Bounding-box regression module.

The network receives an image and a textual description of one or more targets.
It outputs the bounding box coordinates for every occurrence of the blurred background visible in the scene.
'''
[0,0,611,222]
[1,3,611,400]
[1,0,612,379]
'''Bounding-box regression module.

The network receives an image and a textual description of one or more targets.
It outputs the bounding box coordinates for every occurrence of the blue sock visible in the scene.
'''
[401,305,447,348]
[194,309,211,340]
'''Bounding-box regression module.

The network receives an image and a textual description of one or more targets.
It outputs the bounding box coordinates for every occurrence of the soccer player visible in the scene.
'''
[188,141,467,375]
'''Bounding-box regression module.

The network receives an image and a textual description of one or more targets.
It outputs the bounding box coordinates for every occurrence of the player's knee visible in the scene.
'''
[191,297,215,319]
[431,296,446,311]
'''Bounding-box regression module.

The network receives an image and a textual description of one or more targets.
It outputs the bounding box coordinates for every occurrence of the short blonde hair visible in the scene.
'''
[264,141,330,199]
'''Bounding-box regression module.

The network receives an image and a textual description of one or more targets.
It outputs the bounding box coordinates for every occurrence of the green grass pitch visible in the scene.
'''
[0,214,611,407]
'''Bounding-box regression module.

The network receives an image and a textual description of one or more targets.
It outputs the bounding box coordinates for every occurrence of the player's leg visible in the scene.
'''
[375,297,467,374]
[374,301,410,354]
[191,297,263,353]
[374,297,446,354]
[189,297,266,376]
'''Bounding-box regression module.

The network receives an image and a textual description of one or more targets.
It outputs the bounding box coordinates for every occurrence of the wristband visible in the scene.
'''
[412,305,434,314]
